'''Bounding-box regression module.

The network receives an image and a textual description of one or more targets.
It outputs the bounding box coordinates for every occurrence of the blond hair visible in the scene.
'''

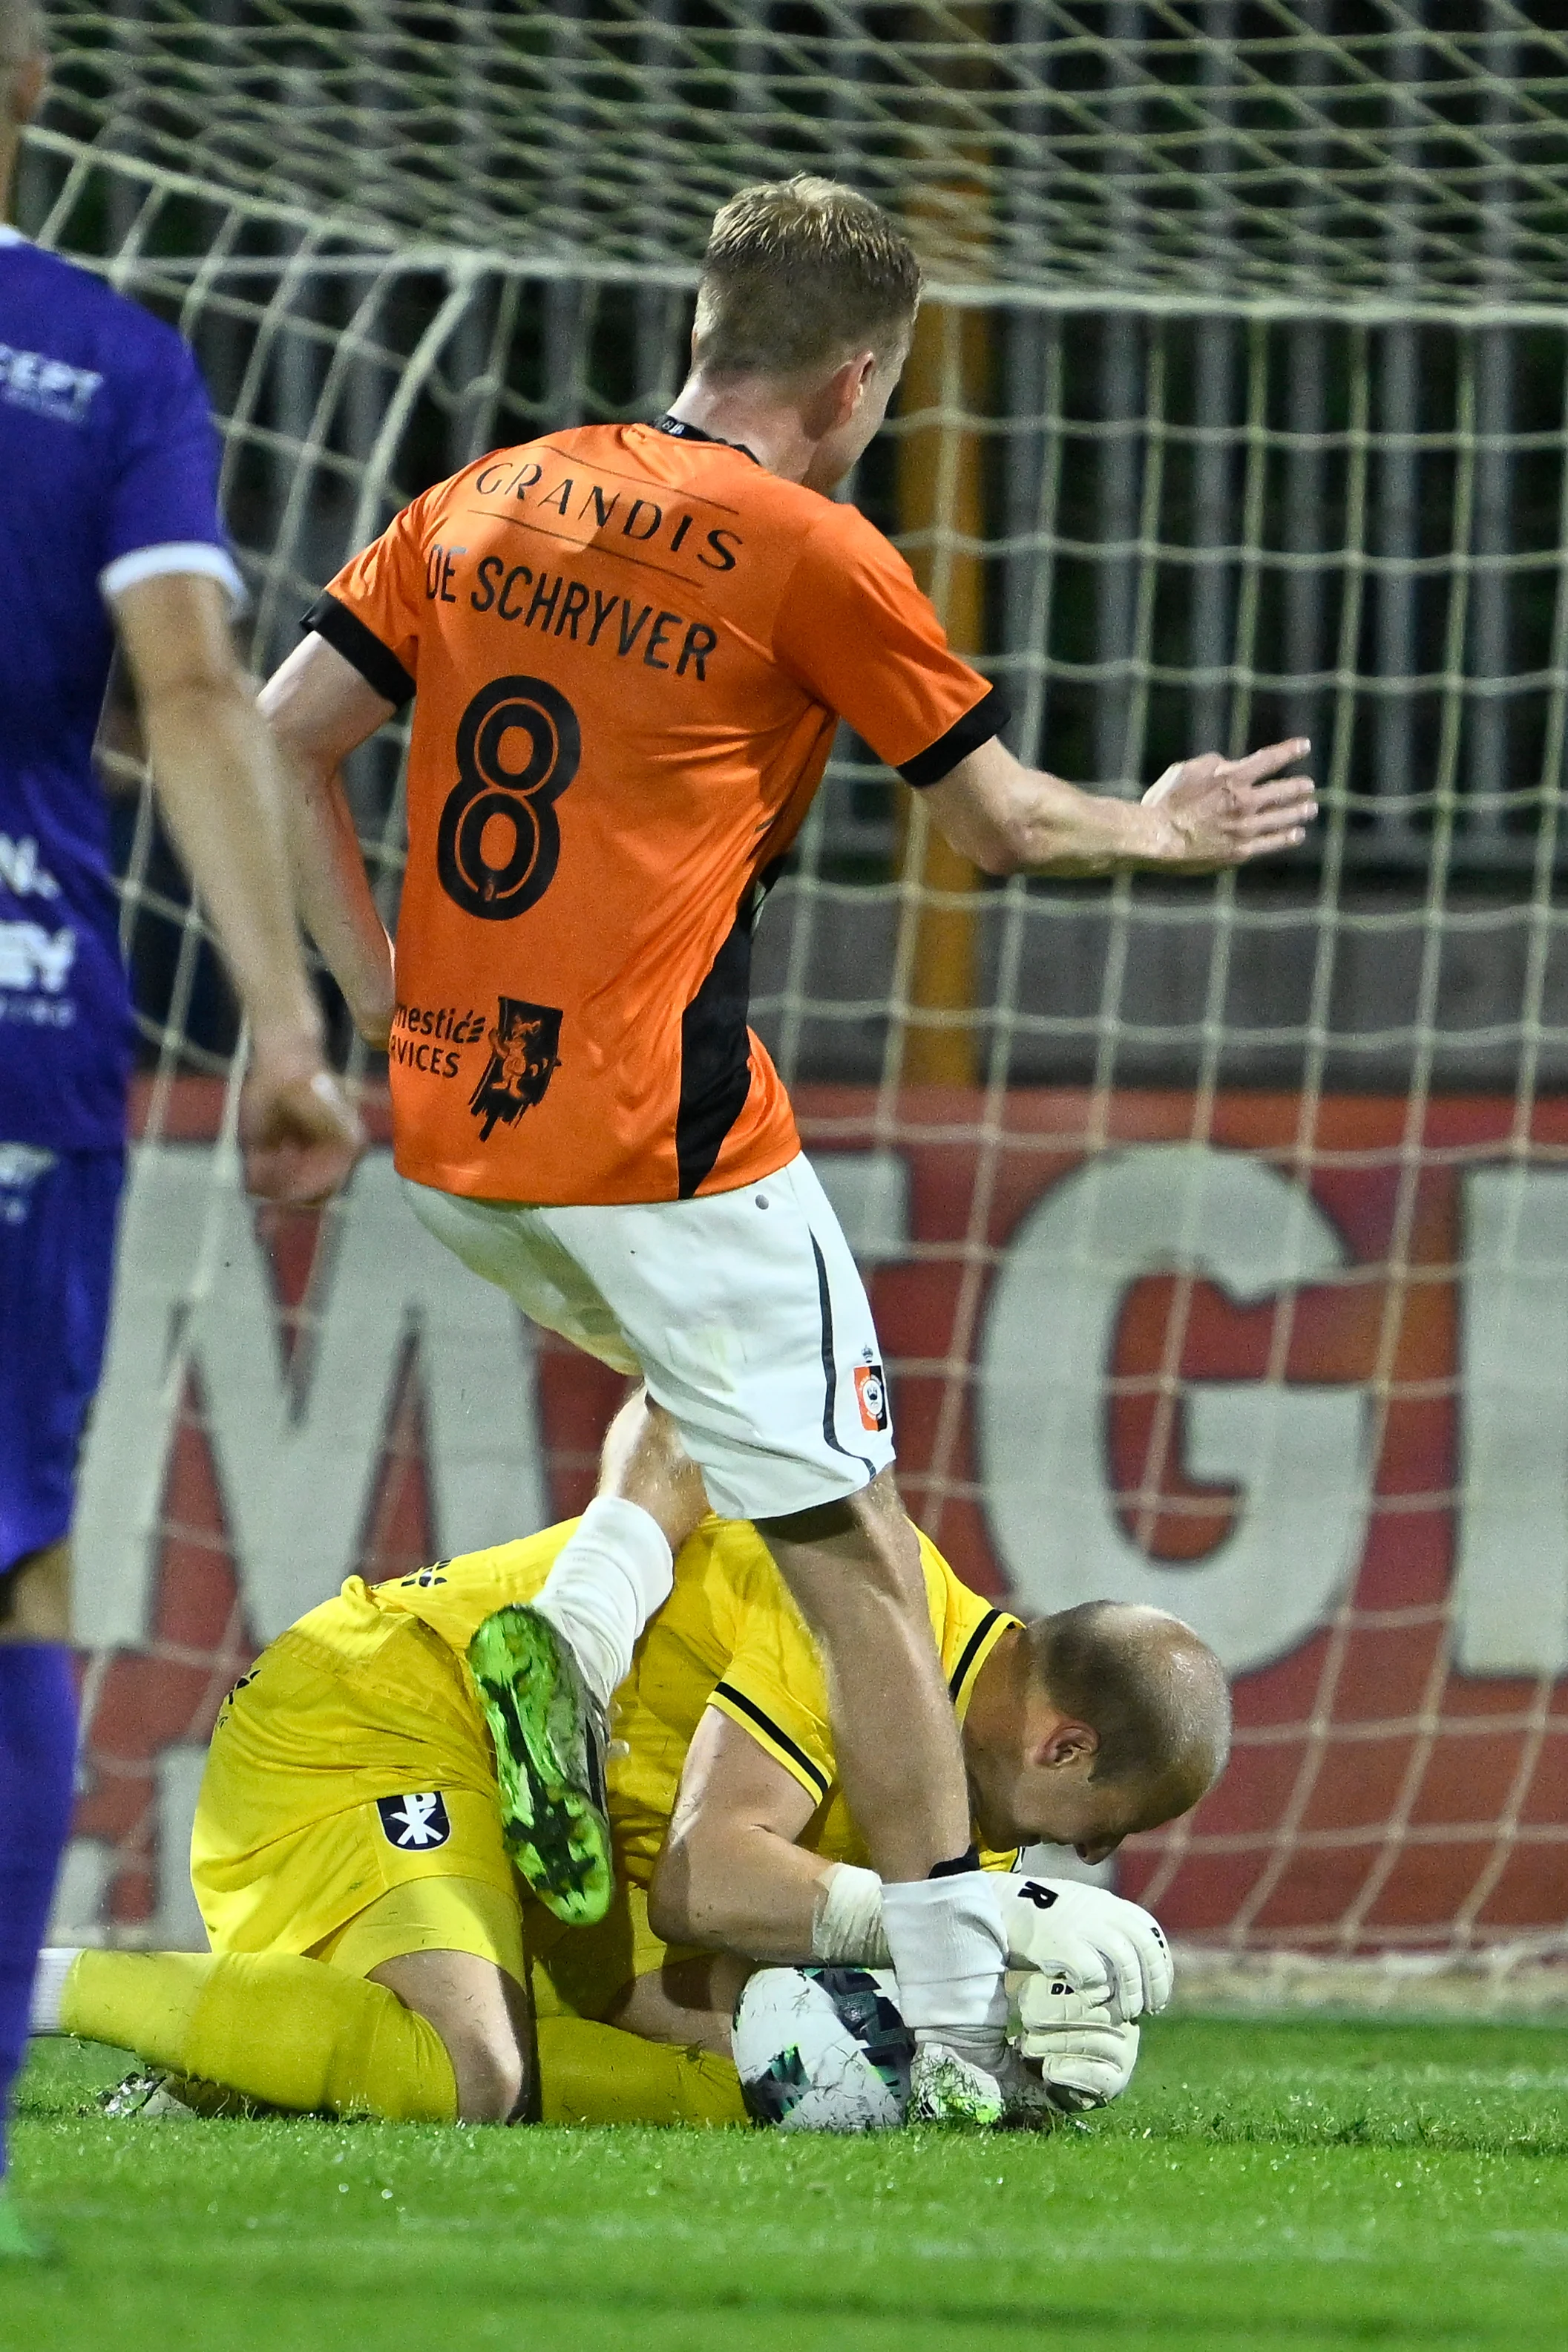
[692,175,921,381]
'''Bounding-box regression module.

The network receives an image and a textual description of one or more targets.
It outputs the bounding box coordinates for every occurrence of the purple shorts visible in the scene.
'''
[0,1144,124,1579]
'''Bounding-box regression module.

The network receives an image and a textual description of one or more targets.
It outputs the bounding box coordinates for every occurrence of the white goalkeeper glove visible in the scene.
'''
[995,1876,1172,2022]
[812,1865,1174,2024]
[1008,1968,1141,2112]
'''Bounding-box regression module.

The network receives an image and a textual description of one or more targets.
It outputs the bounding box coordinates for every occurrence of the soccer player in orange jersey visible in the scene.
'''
[261,177,1315,2124]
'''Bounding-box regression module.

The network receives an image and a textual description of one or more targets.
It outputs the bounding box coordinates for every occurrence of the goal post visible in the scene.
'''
[20,2,1568,2001]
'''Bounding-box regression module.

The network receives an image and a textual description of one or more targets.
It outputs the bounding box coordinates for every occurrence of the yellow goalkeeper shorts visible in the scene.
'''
[191,1579,692,2014]
[194,1590,521,1969]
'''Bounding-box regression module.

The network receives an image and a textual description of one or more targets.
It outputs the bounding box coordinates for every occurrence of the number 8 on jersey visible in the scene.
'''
[437,674,580,922]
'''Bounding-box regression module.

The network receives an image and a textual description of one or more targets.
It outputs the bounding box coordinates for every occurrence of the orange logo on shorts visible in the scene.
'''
[854,1363,889,1432]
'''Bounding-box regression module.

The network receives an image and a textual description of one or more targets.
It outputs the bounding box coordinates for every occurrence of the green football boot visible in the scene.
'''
[467,1605,614,1927]
[0,2185,52,2263]
[906,2043,1057,2131]
[905,2043,1006,2127]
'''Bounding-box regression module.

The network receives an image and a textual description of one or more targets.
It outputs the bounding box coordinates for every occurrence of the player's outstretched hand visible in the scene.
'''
[1141,736,1316,870]
[240,1039,366,1204]
[997,1876,1174,2022]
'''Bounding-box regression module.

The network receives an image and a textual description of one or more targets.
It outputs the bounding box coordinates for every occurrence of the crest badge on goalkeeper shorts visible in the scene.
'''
[376,1792,452,1850]
[854,1361,889,1432]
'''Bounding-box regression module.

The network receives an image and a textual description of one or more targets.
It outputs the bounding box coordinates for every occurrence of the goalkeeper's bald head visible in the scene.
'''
[962,1600,1230,1858]
[1028,1602,1232,1818]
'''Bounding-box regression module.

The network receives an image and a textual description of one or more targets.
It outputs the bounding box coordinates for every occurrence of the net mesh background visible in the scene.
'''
[27,1,1568,309]
[18,1,1568,1979]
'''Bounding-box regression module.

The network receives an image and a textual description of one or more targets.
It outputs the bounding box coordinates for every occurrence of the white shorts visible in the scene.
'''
[403,1153,896,1520]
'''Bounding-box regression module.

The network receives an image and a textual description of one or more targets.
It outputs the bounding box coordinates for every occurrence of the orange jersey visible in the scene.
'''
[310,420,1003,1205]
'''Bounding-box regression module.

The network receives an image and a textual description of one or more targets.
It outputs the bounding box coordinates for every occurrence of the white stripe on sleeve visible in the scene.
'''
[100,541,246,609]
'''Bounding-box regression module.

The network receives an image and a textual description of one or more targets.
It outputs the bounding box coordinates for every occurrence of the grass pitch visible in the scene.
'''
[7,2017,1568,2351]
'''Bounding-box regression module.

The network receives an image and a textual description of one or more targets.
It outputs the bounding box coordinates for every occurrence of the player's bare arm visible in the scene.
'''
[260,632,398,1050]
[920,731,1319,879]
[600,1713,827,2063]
[756,1475,971,1889]
[112,574,364,1201]
[669,258,1316,888]
[649,1706,824,1963]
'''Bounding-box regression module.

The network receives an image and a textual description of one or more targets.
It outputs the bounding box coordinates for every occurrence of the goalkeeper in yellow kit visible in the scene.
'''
[32,1399,1227,2128]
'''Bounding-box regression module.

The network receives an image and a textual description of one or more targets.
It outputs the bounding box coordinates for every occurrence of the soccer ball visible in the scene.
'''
[731,1965,915,2132]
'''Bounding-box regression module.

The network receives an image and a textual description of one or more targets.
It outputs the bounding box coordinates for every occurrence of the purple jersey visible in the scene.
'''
[0,229,240,1147]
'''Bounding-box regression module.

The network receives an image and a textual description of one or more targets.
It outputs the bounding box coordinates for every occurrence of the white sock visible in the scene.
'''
[881,1876,1008,2067]
[28,1948,81,2037]
[529,1496,675,1710]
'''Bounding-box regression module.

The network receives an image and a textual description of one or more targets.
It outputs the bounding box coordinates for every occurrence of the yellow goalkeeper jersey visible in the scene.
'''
[354,1513,1021,1880]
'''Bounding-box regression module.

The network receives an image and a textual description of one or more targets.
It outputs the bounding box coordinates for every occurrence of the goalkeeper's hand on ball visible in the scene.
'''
[962,1988,1141,2127]
[996,1876,1173,2022]
[811,1865,1174,2021]
[1008,1967,1141,2113]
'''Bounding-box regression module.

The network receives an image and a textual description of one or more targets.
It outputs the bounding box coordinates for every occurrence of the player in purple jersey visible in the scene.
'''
[0,3,367,2259]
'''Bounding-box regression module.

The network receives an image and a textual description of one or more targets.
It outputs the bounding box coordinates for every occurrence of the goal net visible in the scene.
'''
[22,1,1568,2004]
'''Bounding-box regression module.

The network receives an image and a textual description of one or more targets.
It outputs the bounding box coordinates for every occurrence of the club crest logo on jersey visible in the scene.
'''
[397,1561,450,1591]
[854,1361,889,1433]
[376,1792,452,1850]
[214,1665,260,1729]
[469,996,564,1140]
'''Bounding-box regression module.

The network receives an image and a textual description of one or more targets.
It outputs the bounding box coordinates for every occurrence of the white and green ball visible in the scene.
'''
[732,1965,915,2132]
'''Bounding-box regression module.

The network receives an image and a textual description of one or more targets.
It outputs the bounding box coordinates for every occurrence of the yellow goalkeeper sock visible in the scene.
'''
[536,2017,747,2127]
[61,1953,743,2128]
[60,1949,459,2124]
